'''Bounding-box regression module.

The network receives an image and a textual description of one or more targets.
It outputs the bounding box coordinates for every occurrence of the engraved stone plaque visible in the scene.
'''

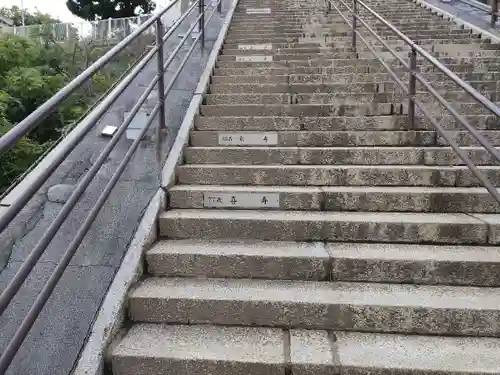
[246,7,271,13]
[204,192,280,208]
[218,132,278,146]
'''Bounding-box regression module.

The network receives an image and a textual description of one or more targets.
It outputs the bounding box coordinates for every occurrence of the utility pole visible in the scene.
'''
[21,0,25,26]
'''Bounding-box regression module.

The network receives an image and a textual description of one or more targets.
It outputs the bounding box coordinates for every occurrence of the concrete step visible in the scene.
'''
[217,52,359,61]
[110,325,500,375]
[183,146,500,166]
[208,84,500,102]
[168,185,500,213]
[213,63,499,75]
[190,130,438,146]
[223,32,476,43]
[200,102,495,117]
[228,21,462,28]
[158,209,497,244]
[204,92,496,106]
[208,81,498,96]
[210,72,500,87]
[175,164,500,187]
[190,128,500,147]
[194,114,500,131]
[129,276,500,334]
[146,239,500,285]
[200,103,402,117]
[224,27,466,39]
[110,324,286,375]
[215,55,500,69]
[208,81,498,100]
[190,129,500,146]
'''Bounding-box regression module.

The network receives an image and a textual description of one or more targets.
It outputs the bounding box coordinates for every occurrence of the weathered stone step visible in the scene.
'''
[221,47,328,55]
[215,56,500,69]
[223,38,491,50]
[227,24,470,34]
[175,164,500,187]
[361,49,500,60]
[183,146,500,166]
[169,185,500,213]
[110,324,286,375]
[213,62,499,75]
[111,325,500,375]
[129,275,500,332]
[201,103,401,117]
[204,92,495,106]
[226,24,465,34]
[194,114,500,131]
[232,11,433,18]
[201,102,494,117]
[215,58,382,68]
[218,52,359,61]
[190,130,440,146]
[210,72,500,85]
[229,18,460,27]
[190,129,500,146]
[146,239,331,279]
[224,31,476,43]
[223,42,323,49]
[225,29,463,41]
[147,239,500,285]
[204,93,398,105]
[208,83,499,101]
[210,76,497,93]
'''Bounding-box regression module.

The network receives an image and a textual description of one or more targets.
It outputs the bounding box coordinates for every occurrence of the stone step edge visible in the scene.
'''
[110,324,500,375]
[168,184,500,213]
[128,277,500,335]
[158,209,499,245]
[146,239,500,285]
[188,130,500,147]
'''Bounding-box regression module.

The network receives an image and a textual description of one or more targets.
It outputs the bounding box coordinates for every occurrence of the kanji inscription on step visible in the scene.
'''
[218,132,278,146]
[245,7,271,13]
[203,192,280,208]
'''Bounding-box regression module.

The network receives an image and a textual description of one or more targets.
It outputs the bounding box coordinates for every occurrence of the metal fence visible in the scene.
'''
[2,14,156,43]
[327,0,500,202]
[0,0,221,371]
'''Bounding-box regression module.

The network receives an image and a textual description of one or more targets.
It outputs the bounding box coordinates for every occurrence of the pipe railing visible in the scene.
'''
[0,0,223,371]
[456,0,498,28]
[326,0,500,204]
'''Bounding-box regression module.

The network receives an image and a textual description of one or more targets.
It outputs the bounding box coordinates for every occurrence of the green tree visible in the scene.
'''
[0,92,45,192]
[0,5,61,26]
[66,0,156,21]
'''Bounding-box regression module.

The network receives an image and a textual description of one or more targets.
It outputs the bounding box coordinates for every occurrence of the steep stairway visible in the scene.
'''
[108,0,500,374]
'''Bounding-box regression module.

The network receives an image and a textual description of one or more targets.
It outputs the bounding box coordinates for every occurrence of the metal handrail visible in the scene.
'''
[0,0,223,371]
[326,0,500,204]
[457,0,498,28]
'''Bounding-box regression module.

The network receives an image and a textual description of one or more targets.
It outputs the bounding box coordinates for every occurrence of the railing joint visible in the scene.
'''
[156,19,167,131]
[408,47,417,129]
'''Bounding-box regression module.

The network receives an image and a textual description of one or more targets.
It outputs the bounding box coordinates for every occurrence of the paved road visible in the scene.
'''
[424,0,500,36]
[0,2,226,374]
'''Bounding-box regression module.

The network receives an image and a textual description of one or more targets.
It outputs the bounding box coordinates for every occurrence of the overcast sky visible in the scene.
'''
[0,0,172,23]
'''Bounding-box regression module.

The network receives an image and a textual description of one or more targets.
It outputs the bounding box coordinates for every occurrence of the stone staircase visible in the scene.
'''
[108,0,500,373]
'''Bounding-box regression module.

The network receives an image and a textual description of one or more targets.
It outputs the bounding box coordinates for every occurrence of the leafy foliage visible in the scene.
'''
[66,0,156,21]
[0,9,151,194]
[0,5,61,26]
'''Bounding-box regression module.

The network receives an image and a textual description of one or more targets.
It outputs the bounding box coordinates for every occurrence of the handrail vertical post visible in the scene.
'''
[491,0,498,28]
[408,47,417,129]
[200,0,205,50]
[352,0,357,50]
[156,19,167,130]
